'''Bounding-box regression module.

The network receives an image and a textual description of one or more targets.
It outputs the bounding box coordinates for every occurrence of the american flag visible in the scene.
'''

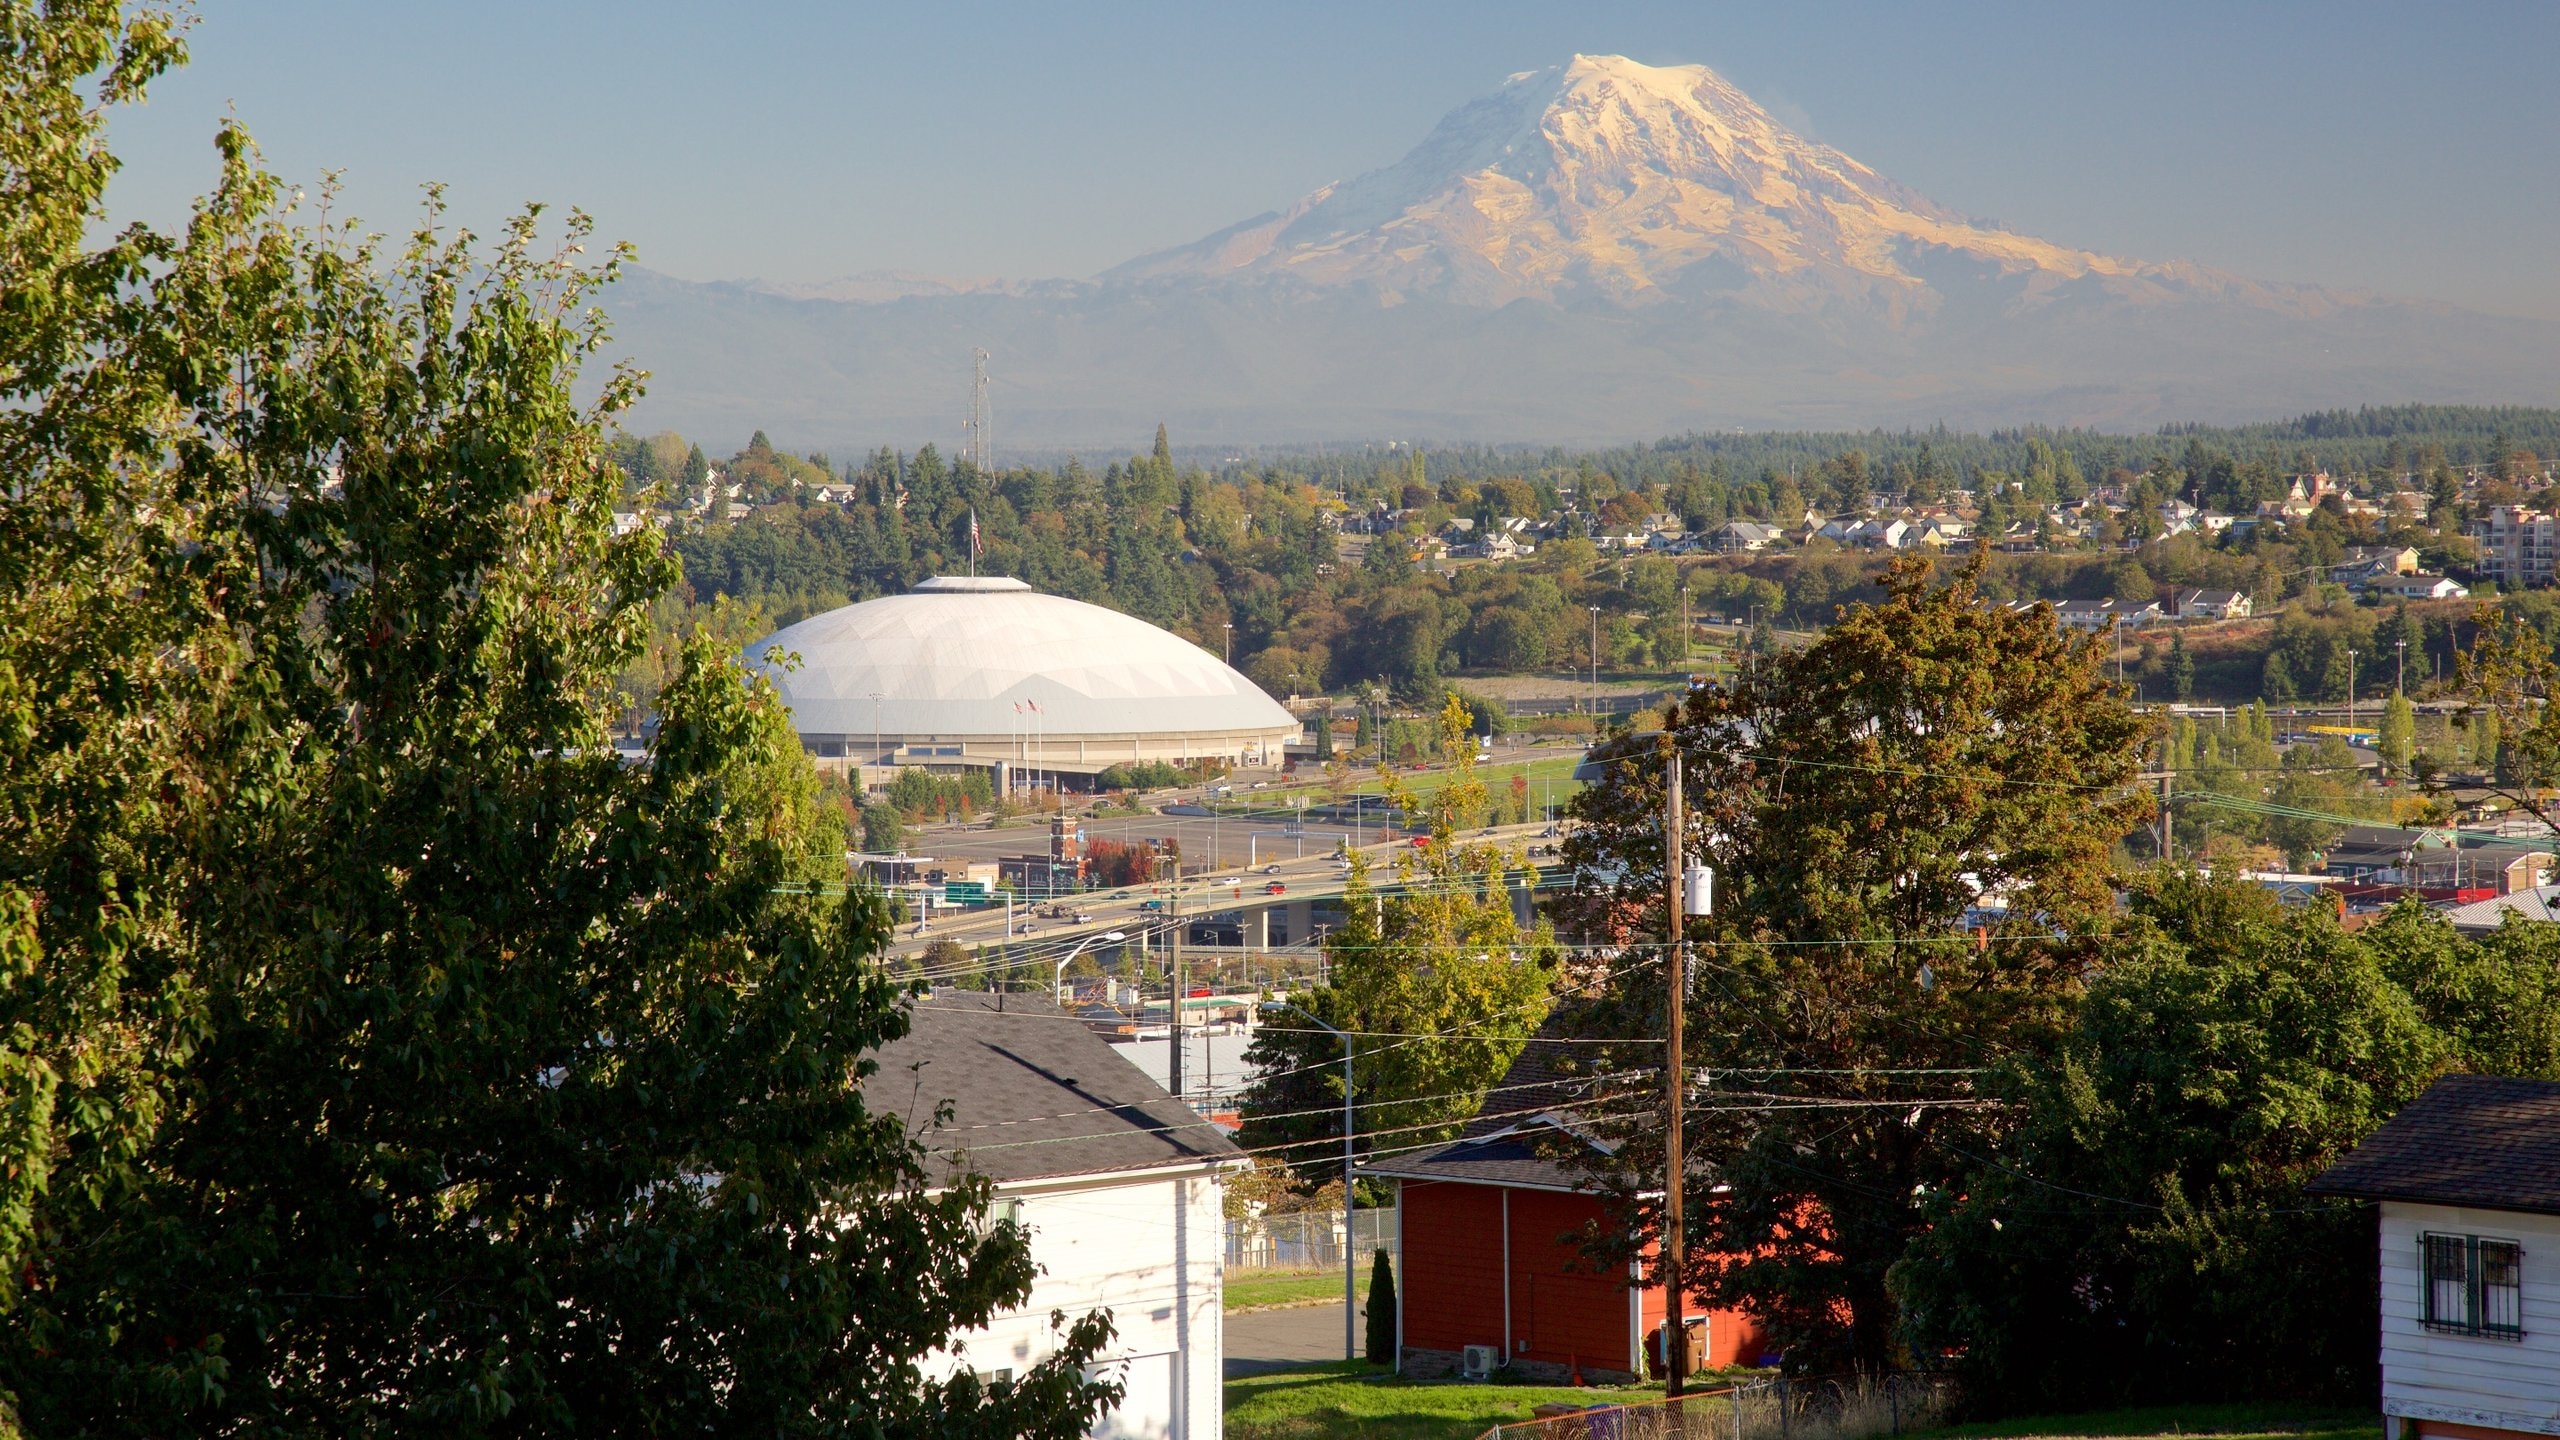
[968,508,981,561]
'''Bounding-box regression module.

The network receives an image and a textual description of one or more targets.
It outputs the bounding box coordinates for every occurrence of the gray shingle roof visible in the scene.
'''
[1356,1005,1647,1192]
[865,990,1242,1186]
[2308,1075,2560,1216]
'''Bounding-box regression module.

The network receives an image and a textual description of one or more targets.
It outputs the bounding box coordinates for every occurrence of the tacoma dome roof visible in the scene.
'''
[742,577,1297,741]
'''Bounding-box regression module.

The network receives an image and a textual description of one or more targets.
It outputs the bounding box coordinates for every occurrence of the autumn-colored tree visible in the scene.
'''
[1560,548,2151,1371]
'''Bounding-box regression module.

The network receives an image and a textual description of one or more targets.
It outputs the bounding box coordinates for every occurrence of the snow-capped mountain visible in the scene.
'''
[601,56,2560,448]
[1107,54,2311,316]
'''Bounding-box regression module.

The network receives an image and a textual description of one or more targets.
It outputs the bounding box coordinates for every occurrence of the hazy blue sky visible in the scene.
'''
[103,1,2560,318]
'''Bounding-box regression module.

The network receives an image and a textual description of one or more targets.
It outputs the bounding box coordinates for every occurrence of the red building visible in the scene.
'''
[1359,1031,1766,1383]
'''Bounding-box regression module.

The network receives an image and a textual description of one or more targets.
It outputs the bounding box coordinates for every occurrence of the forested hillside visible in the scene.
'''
[620,407,2560,702]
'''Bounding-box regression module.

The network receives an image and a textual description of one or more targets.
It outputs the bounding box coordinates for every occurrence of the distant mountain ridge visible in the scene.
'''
[607,55,2560,450]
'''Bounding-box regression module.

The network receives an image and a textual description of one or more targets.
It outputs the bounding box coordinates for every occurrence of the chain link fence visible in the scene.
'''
[1225,1206,1397,1271]
[1479,1374,1956,1440]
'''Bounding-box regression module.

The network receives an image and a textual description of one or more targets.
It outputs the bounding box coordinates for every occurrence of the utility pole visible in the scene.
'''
[1223,622,1234,666]
[2347,649,2358,734]
[1662,741,1690,1396]
[2397,638,2407,696]
[1167,856,1190,1100]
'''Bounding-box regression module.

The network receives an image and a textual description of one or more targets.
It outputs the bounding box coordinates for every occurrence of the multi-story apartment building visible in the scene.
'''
[2469,505,2560,589]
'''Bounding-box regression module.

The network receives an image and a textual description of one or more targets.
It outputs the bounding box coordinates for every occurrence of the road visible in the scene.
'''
[888,818,1560,965]
[1225,1301,1355,1378]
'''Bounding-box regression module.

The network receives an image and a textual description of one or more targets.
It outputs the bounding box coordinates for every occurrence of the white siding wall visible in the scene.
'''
[941,1166,1227,1440]
[2381,1202,2560,1434]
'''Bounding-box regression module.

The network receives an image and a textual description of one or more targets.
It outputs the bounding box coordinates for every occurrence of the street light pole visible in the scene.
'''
[2397,639,2407,696]
[1264,999,1356,1363]
[1588,605,1602,703]
[1054,929,1127,1005]
[869,690,884,792]
[2347,649,2358,734]
[1224,622,1234,666]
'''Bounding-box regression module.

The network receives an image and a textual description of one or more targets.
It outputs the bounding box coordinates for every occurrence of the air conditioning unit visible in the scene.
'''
[1461,1345,1499,1381]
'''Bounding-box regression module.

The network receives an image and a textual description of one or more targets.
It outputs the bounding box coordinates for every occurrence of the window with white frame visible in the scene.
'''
[2421,1231,2524,1338]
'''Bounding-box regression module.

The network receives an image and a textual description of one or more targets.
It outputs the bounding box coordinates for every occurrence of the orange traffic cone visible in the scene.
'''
[1569,1354,1585,1387]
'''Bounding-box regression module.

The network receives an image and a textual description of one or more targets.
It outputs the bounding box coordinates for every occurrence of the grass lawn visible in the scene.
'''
[1226,1266,1373,1313]
[1225,1360,1664,1440]
[1922,1403,2375,1440]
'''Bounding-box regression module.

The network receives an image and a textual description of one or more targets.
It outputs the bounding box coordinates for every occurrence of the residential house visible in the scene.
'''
[1478,532,1535,561]
[2172,588,2254,620]
[2050,598,2162,632]
[2471,506,2560,590]
[2373,573,2470,602]
[2334,546,2424,584]
[2322,826,2552,896]
[2307,1075,2560,1440]
[1357,1014,1767,1383]
[2440,885,2560,935]
[1711,521,1783,553]
[874,991,1242,1440]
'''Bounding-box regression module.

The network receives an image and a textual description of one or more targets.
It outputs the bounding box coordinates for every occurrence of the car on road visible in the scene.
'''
[1264,881,1287,894]
[1262,864,1282,874]
[1138,899,1164,912]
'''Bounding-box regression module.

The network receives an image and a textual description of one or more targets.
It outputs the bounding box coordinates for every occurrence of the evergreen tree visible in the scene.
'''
[2263,649,2298,703]
[2166,631,2195,701]
[1365,1249,1399,1365]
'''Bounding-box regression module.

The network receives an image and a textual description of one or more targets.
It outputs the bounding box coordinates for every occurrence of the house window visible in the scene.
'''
[2421,1232,2524,1338]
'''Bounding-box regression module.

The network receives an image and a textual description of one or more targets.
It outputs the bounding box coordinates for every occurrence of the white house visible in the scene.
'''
[2310,1076,2560,1440]
[876,991,1243,1440]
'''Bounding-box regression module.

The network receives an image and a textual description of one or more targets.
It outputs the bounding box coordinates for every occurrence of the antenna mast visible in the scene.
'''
[965,347,992,473]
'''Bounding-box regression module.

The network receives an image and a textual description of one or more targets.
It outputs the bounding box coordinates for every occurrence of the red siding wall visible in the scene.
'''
[1398,1180,1510,1357]
[1506,1186,1636,1371]
[1635,1254,1768,1368]
[1399,1178,1769,1375]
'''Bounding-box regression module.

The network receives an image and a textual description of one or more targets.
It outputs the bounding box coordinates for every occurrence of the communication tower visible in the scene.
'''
[964,348,992,473]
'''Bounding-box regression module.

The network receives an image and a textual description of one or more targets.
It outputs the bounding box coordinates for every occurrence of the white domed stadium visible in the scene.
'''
[743,576,1301,788]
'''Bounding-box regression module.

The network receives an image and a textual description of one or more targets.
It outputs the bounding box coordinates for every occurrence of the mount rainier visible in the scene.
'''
[606,54,2560,450]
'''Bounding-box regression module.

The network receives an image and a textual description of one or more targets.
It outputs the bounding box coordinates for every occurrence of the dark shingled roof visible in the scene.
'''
[2308,1074,2560,1216]
[865,990,1241,1186]
[1357,1005,1646,1192]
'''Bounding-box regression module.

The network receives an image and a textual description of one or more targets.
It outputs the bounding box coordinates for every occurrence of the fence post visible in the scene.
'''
[1889,1376,1900,1437]
[1776,1379,1788,1440]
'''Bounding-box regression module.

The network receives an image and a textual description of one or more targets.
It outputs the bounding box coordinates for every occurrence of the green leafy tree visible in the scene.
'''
[0,0,205,1353]
[1891,874,2449,1408]
[863,802,908,853]
[2378,689,2417,772]
[1561,550,2151,1372]
[1238,697,1560,1188]
[0,18,1117,1431]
